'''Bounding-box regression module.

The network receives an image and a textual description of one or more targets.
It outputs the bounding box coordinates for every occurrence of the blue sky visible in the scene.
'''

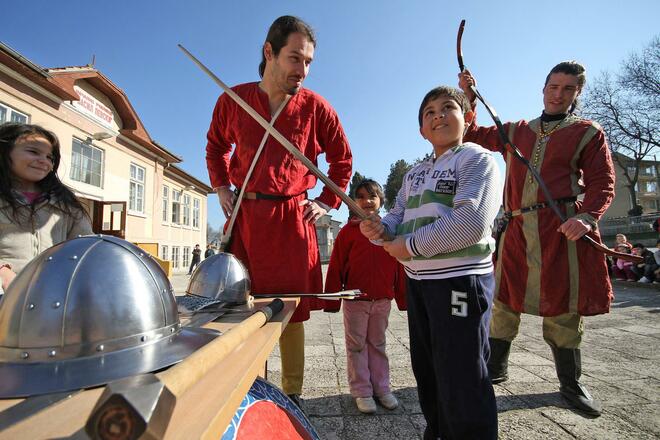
[2,0,658,228]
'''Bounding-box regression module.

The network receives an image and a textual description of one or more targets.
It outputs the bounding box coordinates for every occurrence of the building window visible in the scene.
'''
[182,194,191,226]
[193,198,200,229]
[183,246,190,268]
[172,190,181,224]
[171,246,180,269]
[129,163,145,213]
[162,186,169,222]
[642,166,656,176]
[0,102,28,124]
[161,245,169,261]
[70,139,104,187]
[645,182,658,193]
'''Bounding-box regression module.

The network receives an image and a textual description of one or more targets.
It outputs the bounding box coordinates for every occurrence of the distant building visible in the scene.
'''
[0,42,212,274]
[598,152,660,246]
[316,214,342,263]
[605,152,660,218]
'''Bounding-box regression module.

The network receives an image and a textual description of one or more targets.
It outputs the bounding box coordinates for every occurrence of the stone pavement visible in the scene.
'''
[170,274,660,439]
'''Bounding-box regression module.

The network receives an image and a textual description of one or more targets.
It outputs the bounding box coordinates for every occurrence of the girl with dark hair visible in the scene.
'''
[325,179,407,414]
[0,123,92,292]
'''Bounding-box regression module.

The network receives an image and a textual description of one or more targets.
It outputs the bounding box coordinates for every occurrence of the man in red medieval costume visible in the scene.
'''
[459,61,614,416]
[206,16,352,408]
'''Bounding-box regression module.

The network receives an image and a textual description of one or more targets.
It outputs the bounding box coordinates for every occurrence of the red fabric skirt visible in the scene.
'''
[227,193,326,322]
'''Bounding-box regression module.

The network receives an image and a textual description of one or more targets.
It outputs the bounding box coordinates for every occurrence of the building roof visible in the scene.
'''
[0,42,212,189]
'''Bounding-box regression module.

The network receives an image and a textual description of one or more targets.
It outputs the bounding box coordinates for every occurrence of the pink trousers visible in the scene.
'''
[342,298,392,398]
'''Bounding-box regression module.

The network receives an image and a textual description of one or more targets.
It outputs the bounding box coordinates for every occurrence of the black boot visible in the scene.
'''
[551,346,602,416]
[287,394,305,413]
[487,338,511,384]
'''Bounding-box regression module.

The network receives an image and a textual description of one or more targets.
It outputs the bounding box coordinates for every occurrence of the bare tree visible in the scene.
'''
[206,222,220,244]
[583,36,660,215]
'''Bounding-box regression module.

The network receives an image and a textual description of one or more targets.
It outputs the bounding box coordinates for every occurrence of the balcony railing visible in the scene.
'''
[599,213,658,236]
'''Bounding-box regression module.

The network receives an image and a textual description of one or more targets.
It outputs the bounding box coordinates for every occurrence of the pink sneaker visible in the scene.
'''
[377,393,399,410]
[355,397,377,414]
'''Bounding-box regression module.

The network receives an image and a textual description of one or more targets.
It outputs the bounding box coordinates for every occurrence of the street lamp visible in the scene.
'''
[84,131,113,144]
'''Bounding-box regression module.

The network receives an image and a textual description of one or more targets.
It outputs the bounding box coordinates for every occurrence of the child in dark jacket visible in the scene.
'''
[324,179,406,414]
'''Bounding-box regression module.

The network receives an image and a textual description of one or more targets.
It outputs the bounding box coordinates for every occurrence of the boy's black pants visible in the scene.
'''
[407,273,498,440]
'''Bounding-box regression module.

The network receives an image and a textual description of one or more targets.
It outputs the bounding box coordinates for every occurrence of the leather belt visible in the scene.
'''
[505,196,577,218]
[235,188,298,201]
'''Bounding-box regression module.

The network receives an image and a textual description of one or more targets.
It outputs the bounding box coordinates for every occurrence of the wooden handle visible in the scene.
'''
[160,300,283,397]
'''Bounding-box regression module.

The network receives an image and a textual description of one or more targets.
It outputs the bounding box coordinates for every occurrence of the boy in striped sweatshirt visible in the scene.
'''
[360,86,501,439]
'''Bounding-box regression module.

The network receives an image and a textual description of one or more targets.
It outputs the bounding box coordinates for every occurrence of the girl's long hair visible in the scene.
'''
[0,123,89,223]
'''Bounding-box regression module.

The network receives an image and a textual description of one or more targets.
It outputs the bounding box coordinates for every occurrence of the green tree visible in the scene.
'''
[348,171,366,198]
[384,159,412,210]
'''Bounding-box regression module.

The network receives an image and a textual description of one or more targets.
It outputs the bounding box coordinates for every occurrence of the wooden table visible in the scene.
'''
[0,297,298,439]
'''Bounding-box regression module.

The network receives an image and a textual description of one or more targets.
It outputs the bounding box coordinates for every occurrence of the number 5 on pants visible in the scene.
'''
[451,290,468,317]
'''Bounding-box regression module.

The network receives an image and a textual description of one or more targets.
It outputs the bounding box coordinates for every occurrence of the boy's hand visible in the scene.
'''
[359,215,385,240]
[383,236,412,261]
[458,70,477,103]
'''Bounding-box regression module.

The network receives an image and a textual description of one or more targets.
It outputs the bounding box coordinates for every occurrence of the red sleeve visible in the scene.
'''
[315,104,352,209]
[393,262,407,311]
[463,110,517,155]
[205,94,234,188]
[576,128,615,220]
[323,227,350,312]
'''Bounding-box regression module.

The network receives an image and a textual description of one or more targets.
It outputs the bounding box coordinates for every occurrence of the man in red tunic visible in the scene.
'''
[459,61,614,416]
[206,16,352,407]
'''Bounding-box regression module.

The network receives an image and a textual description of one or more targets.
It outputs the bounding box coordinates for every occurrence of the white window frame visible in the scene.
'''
[171,246,180,269]
[0,102,29,124]
[182,194,191,226]
[70,138,104,188]
[161,245,169,261]
[162,185,169,223]
[171,190,181,225]
[183,246,191,268]
[129,163,146,213]
[193,198,200,229]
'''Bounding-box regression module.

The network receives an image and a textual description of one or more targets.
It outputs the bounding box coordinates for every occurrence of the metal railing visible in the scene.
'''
[599,213,659,235]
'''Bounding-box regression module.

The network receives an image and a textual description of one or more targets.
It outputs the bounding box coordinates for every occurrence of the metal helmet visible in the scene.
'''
[185,252,251,306]
[0,235,217,398]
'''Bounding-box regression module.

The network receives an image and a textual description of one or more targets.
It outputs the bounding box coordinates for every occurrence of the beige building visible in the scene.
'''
[604,152,660,218]
[316,214,342,263]
[0,42,212,274]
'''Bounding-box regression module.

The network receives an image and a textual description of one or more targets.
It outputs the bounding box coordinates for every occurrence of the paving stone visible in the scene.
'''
[341,415,420,440]
[614,377,660,402]
[300,391,344,417]
[498,410,572,439]
[509,350,555,366]
[605,403,660,436]
[505,365,549,382]
[169,273,660,439]
[308,416,343,440]
[542,407,657,440]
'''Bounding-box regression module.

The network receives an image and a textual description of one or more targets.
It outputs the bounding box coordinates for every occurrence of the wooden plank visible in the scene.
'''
[0,297,297,439]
